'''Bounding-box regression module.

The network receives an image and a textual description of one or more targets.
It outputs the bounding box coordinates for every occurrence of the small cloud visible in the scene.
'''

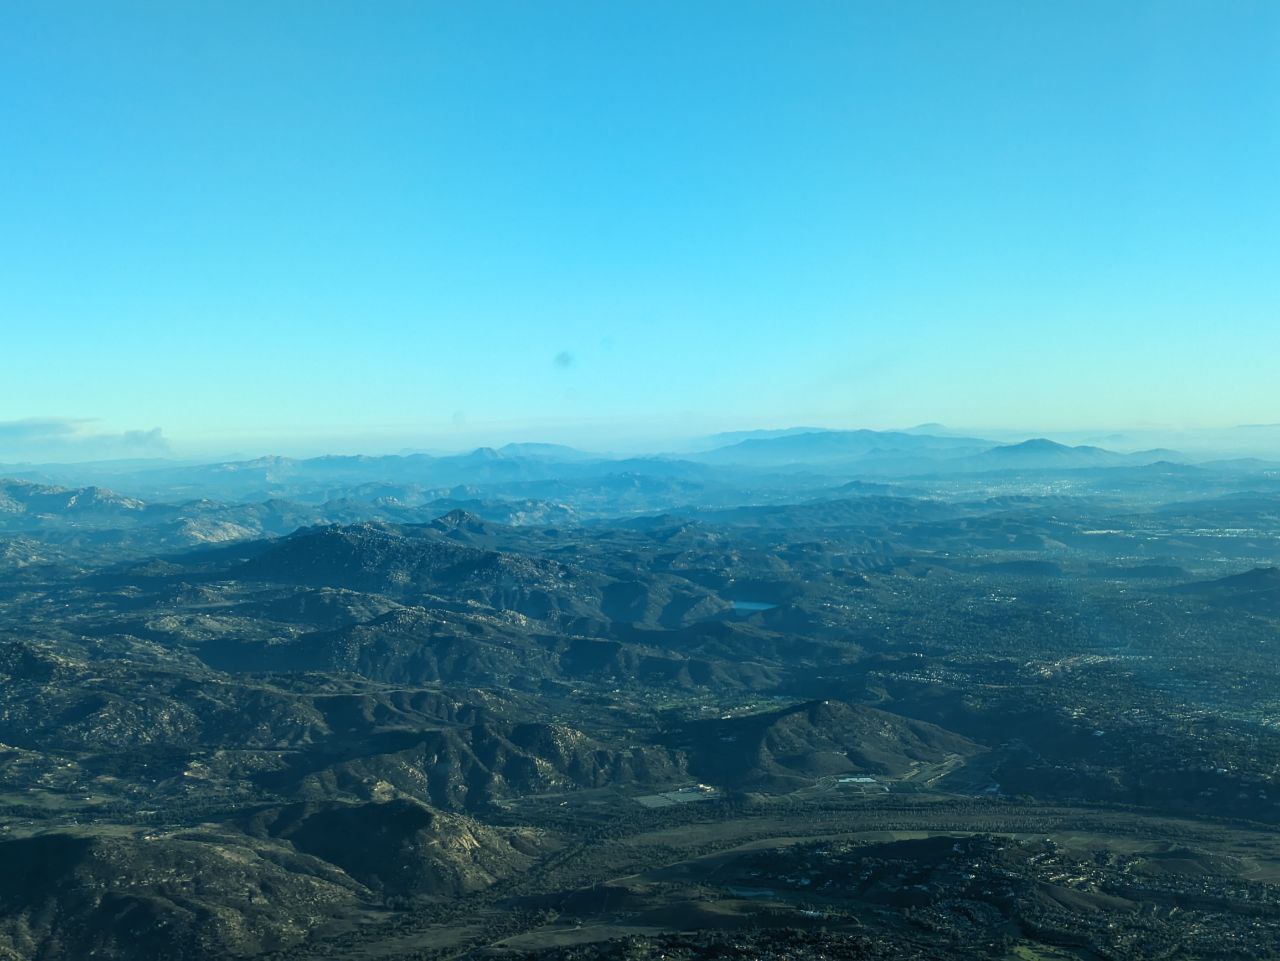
[553,350,575,369]
[118,428,170,450]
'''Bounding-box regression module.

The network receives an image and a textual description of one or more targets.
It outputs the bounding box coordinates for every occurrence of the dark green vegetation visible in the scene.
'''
[3,434,1280,959]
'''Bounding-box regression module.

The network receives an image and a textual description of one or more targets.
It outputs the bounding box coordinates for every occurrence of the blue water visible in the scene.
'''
[731,600,778,612]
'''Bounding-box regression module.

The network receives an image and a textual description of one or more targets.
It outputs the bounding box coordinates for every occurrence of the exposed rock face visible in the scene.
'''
[245,798,544,897]
[0,832,364,960]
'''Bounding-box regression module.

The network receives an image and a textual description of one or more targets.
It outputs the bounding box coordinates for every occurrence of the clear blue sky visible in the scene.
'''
[1,1,1277,458]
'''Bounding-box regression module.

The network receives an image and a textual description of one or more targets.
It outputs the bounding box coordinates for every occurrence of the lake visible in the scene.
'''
[730,600,778,612]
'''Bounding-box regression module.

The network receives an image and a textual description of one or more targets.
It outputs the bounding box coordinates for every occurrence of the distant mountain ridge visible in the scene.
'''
[960,438,1184,471]
[694,430,1188,473]
[695,429,994,467]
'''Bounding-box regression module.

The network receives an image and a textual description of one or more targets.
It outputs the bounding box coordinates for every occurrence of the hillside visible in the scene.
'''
[245,798,544,897]
[670,699,980,789]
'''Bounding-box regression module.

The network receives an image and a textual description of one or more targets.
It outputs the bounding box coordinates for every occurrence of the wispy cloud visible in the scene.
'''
[0,417,89,442]
[0,418,170,464]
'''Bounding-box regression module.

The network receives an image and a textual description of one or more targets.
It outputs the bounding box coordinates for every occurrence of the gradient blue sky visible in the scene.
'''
[2,1,1278,458]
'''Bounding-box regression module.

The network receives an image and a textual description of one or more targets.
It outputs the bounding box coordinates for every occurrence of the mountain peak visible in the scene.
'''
[430,508,488,531]
[1002,438,1071,452]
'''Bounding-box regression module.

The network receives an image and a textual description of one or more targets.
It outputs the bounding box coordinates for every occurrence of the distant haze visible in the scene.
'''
[2,3,1277,458]
[4,420,1280,467]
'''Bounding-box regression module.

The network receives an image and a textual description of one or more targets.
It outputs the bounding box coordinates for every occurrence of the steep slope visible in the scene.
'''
[267,719,688,811]
[244,798,544,898]
[0,831,365,960]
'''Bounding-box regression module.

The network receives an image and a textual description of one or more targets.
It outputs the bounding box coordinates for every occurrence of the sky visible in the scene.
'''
[1,1,1278,460]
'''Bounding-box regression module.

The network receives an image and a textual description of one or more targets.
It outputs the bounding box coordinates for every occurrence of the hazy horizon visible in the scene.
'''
[6,415,1280,466]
